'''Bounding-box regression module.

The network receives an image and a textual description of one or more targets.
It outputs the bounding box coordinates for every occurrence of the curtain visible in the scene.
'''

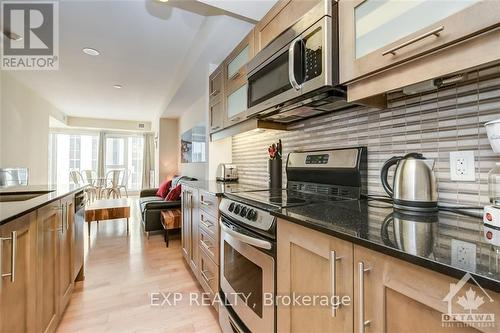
[142,133,155,189]
[97,131,106,177]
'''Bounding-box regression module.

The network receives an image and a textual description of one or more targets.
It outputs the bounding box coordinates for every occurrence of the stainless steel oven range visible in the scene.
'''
[218,147,367,333]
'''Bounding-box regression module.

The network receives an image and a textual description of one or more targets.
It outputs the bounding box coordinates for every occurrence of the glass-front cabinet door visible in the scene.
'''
[225,83,248,126]
[339,0,500,83]
[225,30,254,93]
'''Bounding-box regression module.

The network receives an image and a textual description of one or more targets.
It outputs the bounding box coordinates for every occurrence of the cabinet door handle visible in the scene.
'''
[0,231,17,283]
[230,117,242,122]
[209,90,220,97]
[382,26,444,56]
[211,125,221,131]
[200,215,213,228]
[201,269,214,282]
[200,200,211,206]
[228,71,241,81]
[330,250,343,317]
[358,262,371,333]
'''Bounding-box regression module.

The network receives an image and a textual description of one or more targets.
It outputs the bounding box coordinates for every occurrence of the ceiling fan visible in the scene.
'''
[155,0,258,24]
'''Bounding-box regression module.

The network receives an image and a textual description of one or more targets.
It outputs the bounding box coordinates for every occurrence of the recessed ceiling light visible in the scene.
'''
[3,30,22,41]
[157,0,169,2]
[82,47,100,56]
[113,84,123,89]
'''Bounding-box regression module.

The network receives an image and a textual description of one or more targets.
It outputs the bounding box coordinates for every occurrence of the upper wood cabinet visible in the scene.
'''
[225,30,254,92]
[277,219,353,333]
[254,0,320,53]
[209,64,224,133]
[339,0,500,102]
[0,212,37,333]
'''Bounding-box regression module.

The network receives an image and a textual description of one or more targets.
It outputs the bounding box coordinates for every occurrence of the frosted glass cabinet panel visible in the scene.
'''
[355,0,479,59]
[226,84,248,123]
[227,45,250,80]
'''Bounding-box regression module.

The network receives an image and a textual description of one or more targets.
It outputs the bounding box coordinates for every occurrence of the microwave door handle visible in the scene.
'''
[288,37,302,91]
[220,220,272,250]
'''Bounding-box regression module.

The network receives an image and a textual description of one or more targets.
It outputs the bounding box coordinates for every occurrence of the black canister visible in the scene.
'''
[269,157,282,189]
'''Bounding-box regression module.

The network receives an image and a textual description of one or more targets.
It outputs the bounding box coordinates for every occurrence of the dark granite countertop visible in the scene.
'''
[271,199,500,292]
[180,180,263,196]
[0,184,85,225]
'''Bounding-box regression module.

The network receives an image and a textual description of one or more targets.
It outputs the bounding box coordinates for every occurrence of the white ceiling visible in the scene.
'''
[6,0,277,122]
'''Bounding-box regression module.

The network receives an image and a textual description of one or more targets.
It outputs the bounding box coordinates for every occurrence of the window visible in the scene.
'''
[104,135,144,191]
[49,133,99,185]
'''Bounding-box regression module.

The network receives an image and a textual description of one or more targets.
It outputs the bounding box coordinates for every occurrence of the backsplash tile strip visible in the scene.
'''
[232,65,500,205]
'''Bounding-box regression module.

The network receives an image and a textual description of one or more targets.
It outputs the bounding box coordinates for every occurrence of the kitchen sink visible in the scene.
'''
[0,190,53,202]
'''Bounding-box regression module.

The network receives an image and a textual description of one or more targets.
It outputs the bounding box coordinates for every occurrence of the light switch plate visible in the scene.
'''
[450,151,476,181]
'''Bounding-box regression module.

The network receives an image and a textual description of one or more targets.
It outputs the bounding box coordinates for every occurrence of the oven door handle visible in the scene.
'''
[220,220,272,250]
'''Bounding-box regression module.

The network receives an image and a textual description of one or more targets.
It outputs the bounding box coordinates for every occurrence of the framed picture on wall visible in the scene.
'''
[181,123,207,163]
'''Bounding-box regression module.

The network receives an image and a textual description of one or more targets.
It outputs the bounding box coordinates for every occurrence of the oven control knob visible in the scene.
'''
[234,204,241,214]
[240,207,248,217]
[228,202,235,212]
[247,209,257,221]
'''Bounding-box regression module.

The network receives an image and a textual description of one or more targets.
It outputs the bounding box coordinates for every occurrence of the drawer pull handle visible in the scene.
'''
[209,90,220,97]
[0,231,17,283]
[358,261,371,333]
[201,239,214,251]
[382,26,444,56]
[211,126,220,131]
[200,217,214,228]
[230,117,242,122]
[200,200,211,206]
[201,270,214,282]
[330,250,343,317]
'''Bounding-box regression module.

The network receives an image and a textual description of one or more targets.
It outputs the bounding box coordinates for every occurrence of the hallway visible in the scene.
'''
[57,199,221,333]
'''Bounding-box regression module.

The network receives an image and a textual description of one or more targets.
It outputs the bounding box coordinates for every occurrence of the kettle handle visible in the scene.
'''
[381,214,396,248]
[380,156,402,197]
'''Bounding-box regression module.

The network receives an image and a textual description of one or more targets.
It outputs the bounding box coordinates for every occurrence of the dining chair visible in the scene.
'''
[118,169,131,198]
[70,170,96,203]
[104,169,122,199]
[81,170,99,202]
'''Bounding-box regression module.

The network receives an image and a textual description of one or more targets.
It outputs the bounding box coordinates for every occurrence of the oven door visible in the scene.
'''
[247,15,334,118]
[220,216,275,333]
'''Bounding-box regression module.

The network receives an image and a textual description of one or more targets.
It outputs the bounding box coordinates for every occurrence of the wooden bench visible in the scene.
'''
[160,209,181,247]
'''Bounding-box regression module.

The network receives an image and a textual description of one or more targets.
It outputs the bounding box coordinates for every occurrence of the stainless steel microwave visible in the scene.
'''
[246,0,352,123]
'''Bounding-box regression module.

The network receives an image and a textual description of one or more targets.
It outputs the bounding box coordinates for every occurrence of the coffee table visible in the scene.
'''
[85,198,130,236]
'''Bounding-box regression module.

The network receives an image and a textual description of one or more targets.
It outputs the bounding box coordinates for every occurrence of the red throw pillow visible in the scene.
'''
[165,184,182,201]
[156,179,172,198]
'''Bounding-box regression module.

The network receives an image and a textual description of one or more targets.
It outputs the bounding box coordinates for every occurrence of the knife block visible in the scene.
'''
[268,158,282,189]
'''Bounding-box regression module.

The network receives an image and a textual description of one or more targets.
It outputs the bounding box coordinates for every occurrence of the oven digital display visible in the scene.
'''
[305,154,329,165]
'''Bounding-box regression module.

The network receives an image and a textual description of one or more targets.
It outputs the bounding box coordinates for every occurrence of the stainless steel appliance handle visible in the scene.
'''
[220,220,272,250]
[382,26,444,56]
[358,261,371,333]
[288,37,302,91]
[0,231,17,283]
[330,250,342,317]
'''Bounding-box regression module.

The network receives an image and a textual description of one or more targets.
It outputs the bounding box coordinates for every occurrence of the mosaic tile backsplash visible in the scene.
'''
[232,64,500,206]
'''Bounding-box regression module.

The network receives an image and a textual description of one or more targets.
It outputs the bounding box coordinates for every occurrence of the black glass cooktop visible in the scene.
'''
[230,189,351,209]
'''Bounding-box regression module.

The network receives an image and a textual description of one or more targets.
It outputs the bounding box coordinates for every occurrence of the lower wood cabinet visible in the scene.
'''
[59,195,75,314]
[36,201,62,333]
[0,192,82,333]
[277,218,500,333]
[0,212,37,333]
[277,218,353,333]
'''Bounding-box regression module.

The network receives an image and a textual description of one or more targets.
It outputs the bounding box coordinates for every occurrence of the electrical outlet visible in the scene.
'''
[451,239,476,271]
[450,151,476,181]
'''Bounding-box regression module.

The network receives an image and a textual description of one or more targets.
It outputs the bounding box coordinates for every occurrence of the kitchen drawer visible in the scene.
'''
[199,224,218,263]
[198,190,219,217]
[199,209,218,241]
[198,247,219,299]
[339,0,500,84]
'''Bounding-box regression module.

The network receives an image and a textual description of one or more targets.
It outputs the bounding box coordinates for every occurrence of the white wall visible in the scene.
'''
[158,118,180,182]
[178,94,209,180]
[0,72,62,185]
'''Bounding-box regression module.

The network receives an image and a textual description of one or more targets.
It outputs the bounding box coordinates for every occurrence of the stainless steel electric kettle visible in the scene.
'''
[380,153,438,211]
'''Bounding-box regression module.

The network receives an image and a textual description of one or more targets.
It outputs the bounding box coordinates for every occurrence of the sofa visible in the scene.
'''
[139,176,196,235]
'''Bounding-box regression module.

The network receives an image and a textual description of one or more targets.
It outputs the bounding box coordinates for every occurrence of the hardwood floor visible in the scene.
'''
[57,198,222,333]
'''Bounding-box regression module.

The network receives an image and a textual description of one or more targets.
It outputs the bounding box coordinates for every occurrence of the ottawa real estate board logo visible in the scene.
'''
[442,273,495,328]
[1,1,59,70]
